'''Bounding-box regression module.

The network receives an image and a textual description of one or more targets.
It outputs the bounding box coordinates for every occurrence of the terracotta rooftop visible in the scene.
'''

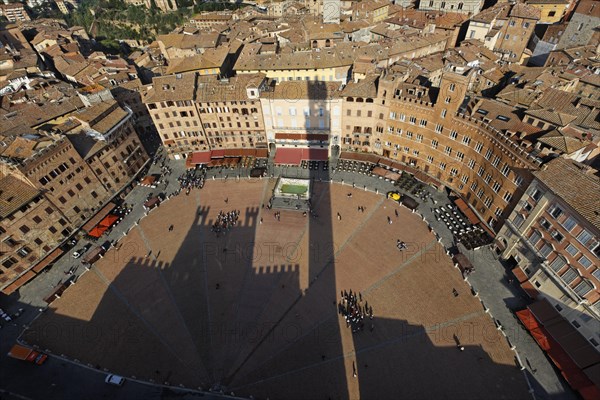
[351,0,390,13]
[165,46,229,75]
[534,156,600,231]
[234,45,358,71]
[157,33,221,50]
[510,3,541,20]
[527,88,600,131]
[0,135,50,159]
[0,175,41,219]
[537,129,589,154]
[471,2,511,23]
[573,0,600,18]
[143,73,197,104]
[195,73,267,103]
[341,74,379,98]
[72,101,129,134]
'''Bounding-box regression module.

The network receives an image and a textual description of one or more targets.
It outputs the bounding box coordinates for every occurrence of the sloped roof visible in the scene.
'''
[533,157,600,231]
[0,175,41,219]
[526,108,578,126]
[340,74,379,98]
[537,129,589,154]
[143,73,197,104]
[510,3,541,20]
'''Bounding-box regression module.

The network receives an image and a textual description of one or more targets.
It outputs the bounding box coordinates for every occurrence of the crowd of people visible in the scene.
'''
[396,240,407,251]
[211,210,240,237]
[178,169,205,193]
[338,289,374,334]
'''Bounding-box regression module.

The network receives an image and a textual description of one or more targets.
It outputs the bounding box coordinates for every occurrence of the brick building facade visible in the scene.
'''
[496,157,600,347]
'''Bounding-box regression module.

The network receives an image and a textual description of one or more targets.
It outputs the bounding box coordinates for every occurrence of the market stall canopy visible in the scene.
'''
[81,202,116,233]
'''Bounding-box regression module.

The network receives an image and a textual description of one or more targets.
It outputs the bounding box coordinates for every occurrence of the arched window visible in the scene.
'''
[325,39,331,47]
[312,40,318,48]
[529,230,542,246]
[356,97,364,102]
[549,255,567,272]
[347,97,354,102]
[366,98,374,103]
[560,267,579,285]
[574,279,594,297]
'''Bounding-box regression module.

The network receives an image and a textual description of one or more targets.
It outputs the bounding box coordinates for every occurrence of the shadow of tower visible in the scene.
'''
[19,80,534,400]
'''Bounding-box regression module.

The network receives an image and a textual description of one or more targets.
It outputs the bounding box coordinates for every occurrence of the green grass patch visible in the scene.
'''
[280,184,308,195]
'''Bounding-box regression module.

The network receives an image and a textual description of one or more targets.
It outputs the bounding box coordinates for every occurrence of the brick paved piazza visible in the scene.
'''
[22,179,528,399]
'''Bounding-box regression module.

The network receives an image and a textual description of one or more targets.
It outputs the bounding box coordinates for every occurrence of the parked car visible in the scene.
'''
[72,244,92,259]
[105,374,125,386]
[387,191,402,202]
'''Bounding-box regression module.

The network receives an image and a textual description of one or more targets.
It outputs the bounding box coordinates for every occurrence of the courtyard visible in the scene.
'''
[21,179,529,399]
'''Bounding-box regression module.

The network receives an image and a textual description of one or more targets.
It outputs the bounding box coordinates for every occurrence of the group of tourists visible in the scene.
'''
[211,210,240,237]
[396,240,407,251]
[338,289,374,334]
[178,169,205,192]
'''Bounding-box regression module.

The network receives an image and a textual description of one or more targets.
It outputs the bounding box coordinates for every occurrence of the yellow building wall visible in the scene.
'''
[530,3,567,24]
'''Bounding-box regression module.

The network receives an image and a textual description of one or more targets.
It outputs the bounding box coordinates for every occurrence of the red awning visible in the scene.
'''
[2,270,36,294]
[81,202,116,233]
[340,152,380,164]
[98,214,118,228]
[303,148,328,160]
[274,148,329,165]
[521,281,540,299]
[512,267,528,283]
[516,309,542,331]
[88,226,107,238]
[274,148,303,165]
[32,247,64,273]
[372,166,387,177]
[190,151,211,165]
[579,385,600,400]
[454,197,480,225]
[140,176,156,186]
[519,302,600,399]
[531,328,552,351]
[211,149,226,158]
[256,149,268,158]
